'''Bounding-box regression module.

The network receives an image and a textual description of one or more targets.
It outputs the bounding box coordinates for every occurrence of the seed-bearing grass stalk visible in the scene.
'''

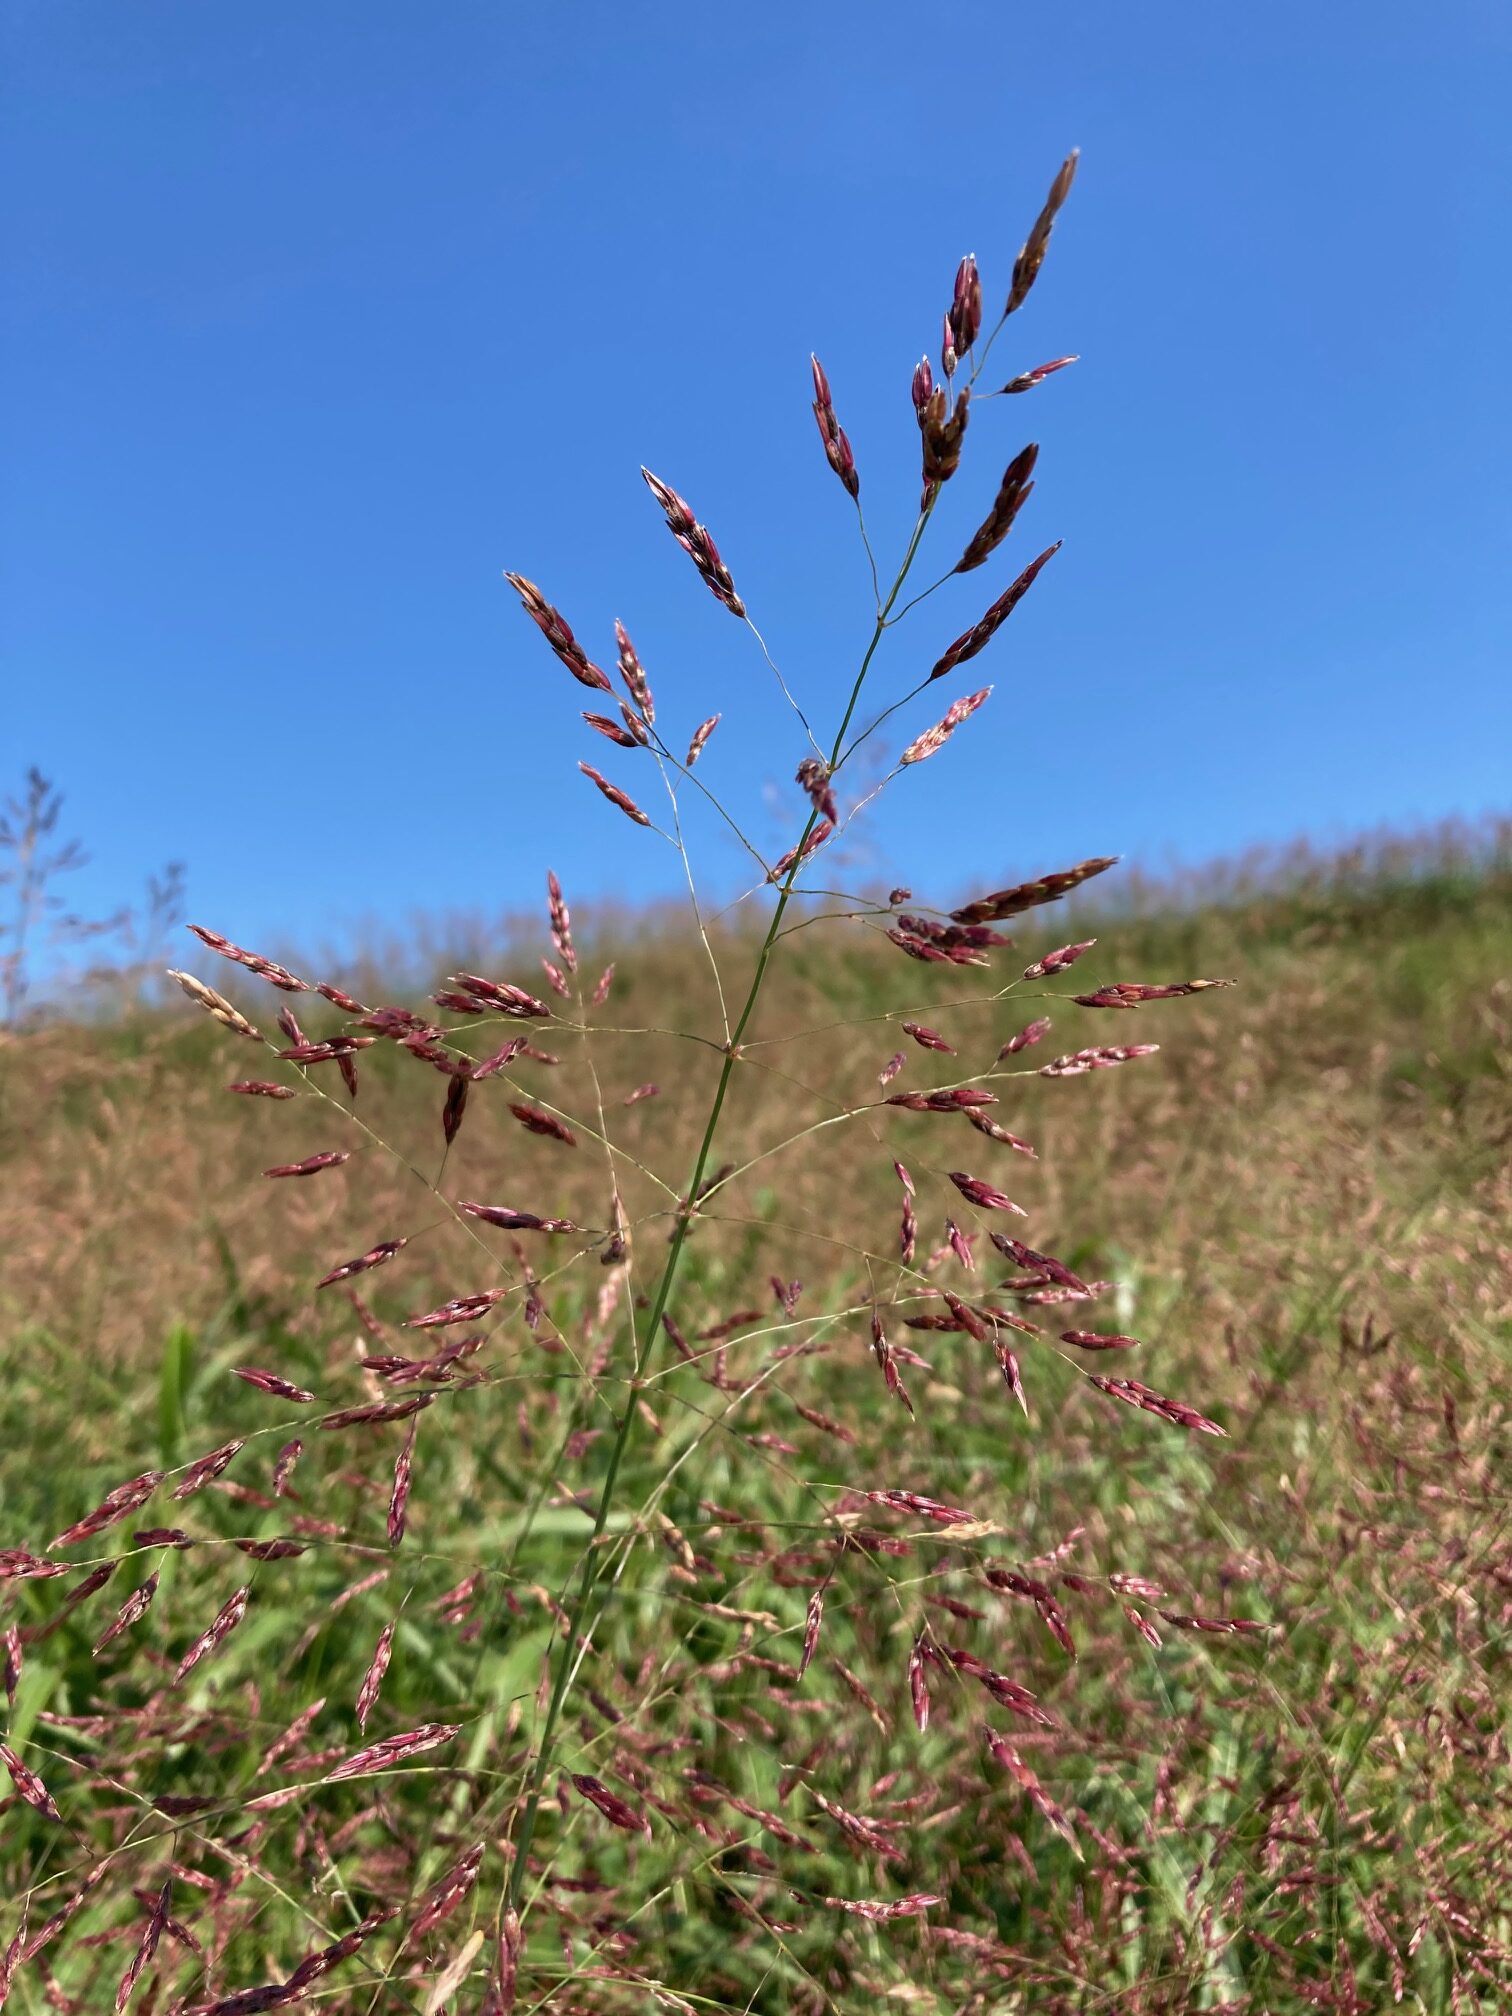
[504,500,940,1908]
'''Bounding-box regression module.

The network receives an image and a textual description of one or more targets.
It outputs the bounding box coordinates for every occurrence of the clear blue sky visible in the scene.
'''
[4,1,1509,958]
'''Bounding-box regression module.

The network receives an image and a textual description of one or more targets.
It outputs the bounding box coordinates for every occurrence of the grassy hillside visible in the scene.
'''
[1,843,1508,2014]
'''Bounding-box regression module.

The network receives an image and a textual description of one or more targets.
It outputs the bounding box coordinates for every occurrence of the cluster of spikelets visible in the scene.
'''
[0,151,1288,2016]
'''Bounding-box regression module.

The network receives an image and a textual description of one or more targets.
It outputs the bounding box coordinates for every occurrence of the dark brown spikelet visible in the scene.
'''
[459,1201,578,1234]
[263,1150,350,1179]
[952,854,1118,925]
[48,1469,164,1551]
[442,1072,469,1145]
[1,1741,62,1822]
[928,541,1061,680]
[228,1079,297,1099]
[810,354,860,499]
[1005,148,1079,317]
[1089,1374,1226,1436]
[233,1367,316,1402]
[572,1771,652,1838]
[508,1101,578,1146]
[326,1721,460,1781]
[956,442,1039,573]
[315,1238,406,1290]
[641,467,746,616]
[579,761,652,827]
[998,353,1078,395]
[504,572,612,690]
[920,384,970,496]
[388,1416,418,1546]
[171,1438,245,1501]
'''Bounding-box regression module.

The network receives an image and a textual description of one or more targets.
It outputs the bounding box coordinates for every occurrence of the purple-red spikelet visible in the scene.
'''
[504,573,612,691]
[823,1892,943,1922]
[509,1101,578,1147]
[1089,1374,1226,1436]
[614,620,655,721]
[49,1470,164,1550]
[999,1016,1052,1056]
[113,1878,171,2015]
[867,1490,973,1525]
[770,820,833,882]
[799,1589,824,1679]
[315,1238,406,1290]
[3,1626,20,1706]
[1023,939,1096,979]
[263,1150,350,1179]
[188,924,308,992]
[946,252,982,366]
[686,714,721,765]
[175,1587,249,1682]
[388,1417,418,1546]
[879,1050,906,1087]
[272,1440,303,1495]
[579,761,651,827]
[1,1742,62,1822]
[985,1728,1080,1851]
[810,354,860,500]
[355,1622,395,1733]
[583,710,639,748]
[909,1632,930,1731]
[796,757,839,822]
[233,1367,315,1402]
[1072,977,1235,1008]
[459,1202,578,1234]
[641,468,746,616]
[442,1073,470,1144]
[1062,1329,1140,1351]
[573,1771,652,1838]
[171,1439,244,1501]
[1040,1043,1160,1076]
[326,1722,460,1781]
[902,1021,955,1053]
[886,1085,996,1112]
[998,354,1079,395]
[949,1171,1027,1216]
[592,963,615,1005]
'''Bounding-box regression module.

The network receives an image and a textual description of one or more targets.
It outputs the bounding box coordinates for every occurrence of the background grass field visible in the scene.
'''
[1,828,1508,2013]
